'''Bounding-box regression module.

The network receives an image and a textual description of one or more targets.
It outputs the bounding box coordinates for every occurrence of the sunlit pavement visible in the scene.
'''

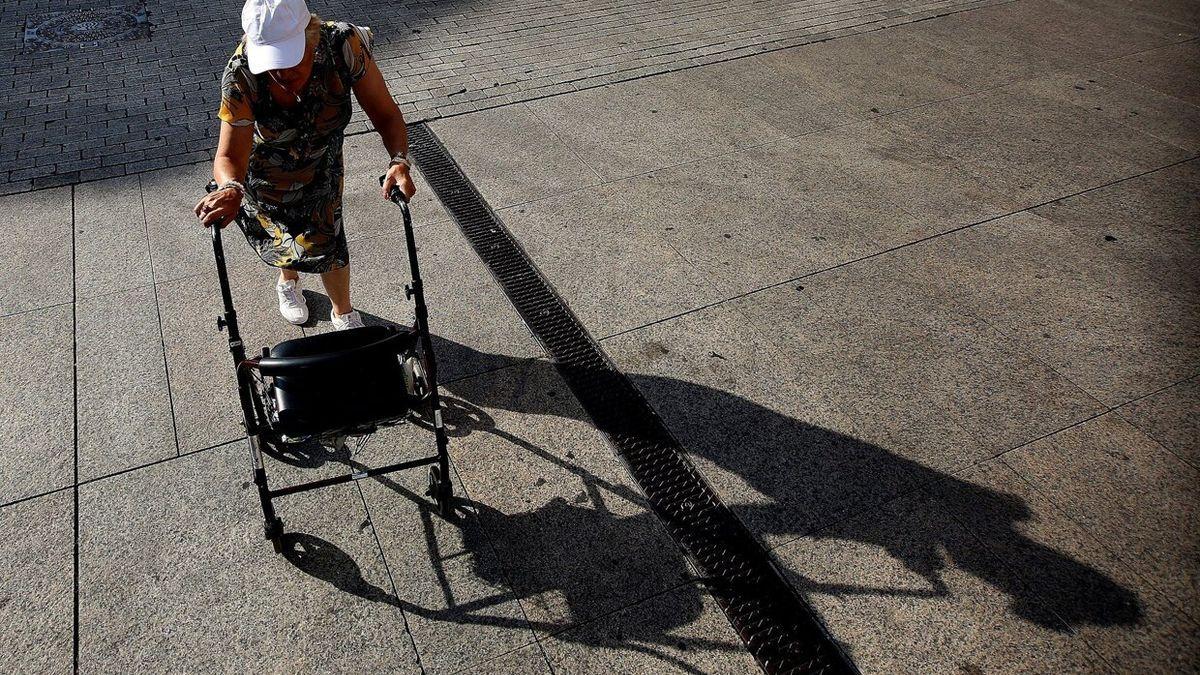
[1,0,1198,672]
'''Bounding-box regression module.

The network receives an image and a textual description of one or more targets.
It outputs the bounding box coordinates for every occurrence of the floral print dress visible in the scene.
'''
[218,18,374,273]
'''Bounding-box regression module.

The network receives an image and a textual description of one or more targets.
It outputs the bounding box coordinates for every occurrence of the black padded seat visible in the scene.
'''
[266,325,418,437]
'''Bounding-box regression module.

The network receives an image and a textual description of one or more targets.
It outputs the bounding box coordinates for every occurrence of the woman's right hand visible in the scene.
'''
[194,187,242,228]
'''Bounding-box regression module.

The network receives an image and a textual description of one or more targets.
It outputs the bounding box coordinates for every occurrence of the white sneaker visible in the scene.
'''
[276,278,309,325]
[331,309,365,330]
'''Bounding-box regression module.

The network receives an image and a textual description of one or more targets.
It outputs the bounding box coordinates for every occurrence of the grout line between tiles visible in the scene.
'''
[1109,372,1200,472]
[353,482,428,675]
[139,174,183,457]
[0,485,75,513]
[596,152,1200,343]
[0,299,74,321]
[70,184,80,674]
[764,368,1200,554]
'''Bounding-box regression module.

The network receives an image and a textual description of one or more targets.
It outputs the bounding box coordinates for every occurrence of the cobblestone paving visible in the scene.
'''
[0,0,1006,194]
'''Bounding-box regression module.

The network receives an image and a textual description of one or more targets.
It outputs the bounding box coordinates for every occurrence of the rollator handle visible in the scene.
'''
[379,174,410,205]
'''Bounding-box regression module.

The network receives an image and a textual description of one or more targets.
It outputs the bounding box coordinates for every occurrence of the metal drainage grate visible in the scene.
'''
[407,122,855,675]
[23,3,149,53]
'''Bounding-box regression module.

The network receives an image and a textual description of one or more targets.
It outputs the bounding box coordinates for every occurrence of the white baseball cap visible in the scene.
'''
[241,0,311,75]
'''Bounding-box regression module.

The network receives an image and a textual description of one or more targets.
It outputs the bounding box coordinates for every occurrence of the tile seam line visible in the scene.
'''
[75,438,240,490]
[0,484,75,513]
[517,101,606,184]
[994,453,1200,636]
[0,0,1014,197]
[912,482,1117,669]
[352,482,427,675]
[356,452,551,675]
[410,123,858,673]
[1109,392,1200,473]
[766,367,1200,555]
[0,299,74,321]
[138,173,183,458]
[978,369,1200,467]
[439,57,1102,219]
[434,459,557,674]
[950,309,1111,435]
[595,152,1200,343]
[524,578,716,645]
[43,360,538,503]
[1094,35,1200,67]
[70,183,80,674]
[446,639,548,675]
[447,460,560,672]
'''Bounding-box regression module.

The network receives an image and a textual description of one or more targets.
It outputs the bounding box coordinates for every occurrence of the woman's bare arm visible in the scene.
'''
[353,60,416,200]
[213,122,254,185]
[194,122,254,227]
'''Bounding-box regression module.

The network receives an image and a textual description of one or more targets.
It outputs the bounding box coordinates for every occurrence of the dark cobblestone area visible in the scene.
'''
[0,0,1006,194]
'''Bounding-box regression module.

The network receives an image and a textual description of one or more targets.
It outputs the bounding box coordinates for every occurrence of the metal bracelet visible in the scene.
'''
[217,179,246,199]
[389,151,411,170]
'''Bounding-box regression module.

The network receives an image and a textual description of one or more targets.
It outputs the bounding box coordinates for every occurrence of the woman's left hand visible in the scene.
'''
[381,163,416,201]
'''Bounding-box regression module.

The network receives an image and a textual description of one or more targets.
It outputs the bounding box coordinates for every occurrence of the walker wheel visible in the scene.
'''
[265,517,285,554]
[427,466,453,517]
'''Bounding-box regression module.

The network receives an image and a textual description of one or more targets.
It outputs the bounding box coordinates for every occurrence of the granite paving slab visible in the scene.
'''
[304,218,544,384]
[614,135,929,297]
[901,208,1200,407]
[773,490,1104,673]
[752,26,1002,118]
[0,490,73,675]
[934,458,1199,672]
[1002,413,1200,622]
[730,262,1105,470]
[603,300,920,551]
[1118,376,1199,468]
[429,103,602,209]
[1099,39,1200,107]
[0,305,74,505]
[141,162,267,285]
[890,2,1090,83]
[0,187,72,316]
[74,176,154,298]
[455,643,552,675]
[342,132,454,242]
[1070,0,1199,31]
[524,70,788,180]
[496,183,722,338]
[435,361,691,633]
[1006,69,1200,152]
[78,443,423,672]
[360,469,539,674]
[1030,159,1199,300]
[540,584,758,674]
[648,55,854,140]
[76,285,176,480]
[156,263,302,453]
[794,119,1011,230]
[984,0,1196,63]
[882,82,1191,209]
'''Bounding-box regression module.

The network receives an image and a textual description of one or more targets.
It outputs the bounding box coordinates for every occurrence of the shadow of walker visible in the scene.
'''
[274,306,1143,662]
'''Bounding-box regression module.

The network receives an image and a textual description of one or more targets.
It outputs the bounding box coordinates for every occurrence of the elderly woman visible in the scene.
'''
[194,0,414,330]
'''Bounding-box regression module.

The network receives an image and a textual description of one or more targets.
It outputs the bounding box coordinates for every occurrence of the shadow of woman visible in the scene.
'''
[423,333,1142,632]
[274,305,1141,661]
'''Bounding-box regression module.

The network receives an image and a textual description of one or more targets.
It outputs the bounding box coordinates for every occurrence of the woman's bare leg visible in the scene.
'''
[320,265,353,316]
[279,268,300,283]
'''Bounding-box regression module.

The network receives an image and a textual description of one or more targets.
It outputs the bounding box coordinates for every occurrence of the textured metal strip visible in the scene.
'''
[407,122,854,675]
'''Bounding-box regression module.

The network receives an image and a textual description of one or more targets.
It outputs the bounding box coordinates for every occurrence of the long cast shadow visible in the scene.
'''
[274,302,1141,663]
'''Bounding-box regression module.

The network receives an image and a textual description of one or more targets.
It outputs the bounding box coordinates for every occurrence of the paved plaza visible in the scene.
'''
[1,0,1005,194]
[2,0,1199,672]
